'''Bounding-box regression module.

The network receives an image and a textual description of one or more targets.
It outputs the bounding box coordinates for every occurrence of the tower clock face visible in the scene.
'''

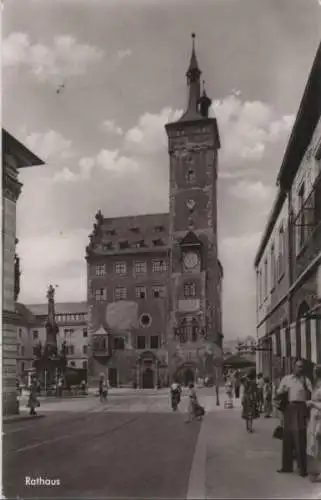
[183,252,199,269]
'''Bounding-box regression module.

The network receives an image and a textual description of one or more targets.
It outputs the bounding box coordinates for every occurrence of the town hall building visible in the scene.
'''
[86,35,224,388]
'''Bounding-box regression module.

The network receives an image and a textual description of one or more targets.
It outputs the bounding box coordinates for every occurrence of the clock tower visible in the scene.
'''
[165,34,223,385]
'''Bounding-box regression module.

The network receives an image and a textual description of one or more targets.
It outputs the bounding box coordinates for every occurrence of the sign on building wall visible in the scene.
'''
[178,299,200,313]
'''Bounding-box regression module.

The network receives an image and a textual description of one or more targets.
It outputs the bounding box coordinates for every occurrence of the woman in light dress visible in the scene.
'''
[306,364,321,482]
[185,382,201,422]
[224,379,234,409]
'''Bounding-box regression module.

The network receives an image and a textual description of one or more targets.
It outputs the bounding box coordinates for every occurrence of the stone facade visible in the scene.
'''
[255,43,321,380]
[290,116,321,321]
[86,38,223,387]
[165,123,223,384]
[86,213,170,387]
[2,130,44,415]
[2,162,21,414]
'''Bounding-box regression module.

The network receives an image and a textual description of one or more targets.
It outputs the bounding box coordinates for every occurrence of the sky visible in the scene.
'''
[3,0,321,340]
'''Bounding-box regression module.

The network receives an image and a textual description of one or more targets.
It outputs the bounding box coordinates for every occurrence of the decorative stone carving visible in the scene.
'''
[186,199,196,212]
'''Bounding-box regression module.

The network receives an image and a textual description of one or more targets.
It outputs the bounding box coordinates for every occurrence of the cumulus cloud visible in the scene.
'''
[102,120,123,136]
[212,92,294,167]
[124,107,182,154]
[116,48,132,61]
[79,157,95,180]
[17,94,293,336]
[229,180,275,204]
[3,33,103,81]
[53,167,77,183]
[25,129,73,162]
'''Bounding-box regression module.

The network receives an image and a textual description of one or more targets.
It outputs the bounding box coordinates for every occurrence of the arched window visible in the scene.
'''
[179,317,199,342]
[191,318,198,342]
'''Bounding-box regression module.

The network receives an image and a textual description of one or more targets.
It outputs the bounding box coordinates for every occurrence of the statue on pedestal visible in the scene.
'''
[45,284,59,358]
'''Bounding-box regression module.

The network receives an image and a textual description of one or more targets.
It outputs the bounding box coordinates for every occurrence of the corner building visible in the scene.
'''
[86,37,223,388]
[255,42,321,381]
[2,130,44,414]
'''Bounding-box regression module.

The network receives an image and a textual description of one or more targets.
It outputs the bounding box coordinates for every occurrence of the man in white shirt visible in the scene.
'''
[276,359,312,477]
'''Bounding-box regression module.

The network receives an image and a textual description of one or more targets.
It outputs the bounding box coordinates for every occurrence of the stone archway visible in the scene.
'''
[184,368,195,386]
[174,363,196,386]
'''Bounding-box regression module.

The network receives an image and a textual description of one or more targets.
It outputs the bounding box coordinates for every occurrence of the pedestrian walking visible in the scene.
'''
[241,368,259,433]
[224,379,234,409]
[185,382,204,422]
[81,380,87,395]
[256,372,264,413]
[306,364,321,482]
[27,378,40,416]
[57,377,63,397]
[275,358,312,477]
[99,375,108,402]
[234,370,241,399]
[263,376,273,418]
[170,380,182,411]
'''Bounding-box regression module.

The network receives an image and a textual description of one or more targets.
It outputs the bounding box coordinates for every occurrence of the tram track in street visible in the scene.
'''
[4,398,157,457]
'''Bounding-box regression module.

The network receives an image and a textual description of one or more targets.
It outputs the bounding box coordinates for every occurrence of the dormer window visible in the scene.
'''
[153,239,165,247]
[132,240,146,248]
[119,241,129,250]
[103,242,113,251]
[186,169,195,182]
[184,282,196,298]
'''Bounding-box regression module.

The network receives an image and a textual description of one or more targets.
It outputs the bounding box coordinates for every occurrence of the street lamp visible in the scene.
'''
[204,341,222,406]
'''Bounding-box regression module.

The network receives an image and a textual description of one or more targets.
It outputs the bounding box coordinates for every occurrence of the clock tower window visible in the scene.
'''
[184,282,196,297]
[179,316,199,342]
[179,318,188,343]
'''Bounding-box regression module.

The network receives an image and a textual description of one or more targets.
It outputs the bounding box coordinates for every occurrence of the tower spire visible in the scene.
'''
[180,33,202,121]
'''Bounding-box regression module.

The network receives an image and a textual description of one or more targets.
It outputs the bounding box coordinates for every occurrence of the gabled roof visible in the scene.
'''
[179,231,202,247]
[276,42,321,190]
[15,303,37,324]
[2,129,45,168]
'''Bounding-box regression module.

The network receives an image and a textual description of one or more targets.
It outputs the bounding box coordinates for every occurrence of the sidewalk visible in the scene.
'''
[194,406,321,499]
[3,414,45,424]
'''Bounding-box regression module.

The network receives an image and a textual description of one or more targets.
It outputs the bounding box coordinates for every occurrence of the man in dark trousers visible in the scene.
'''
[276,359,312,477]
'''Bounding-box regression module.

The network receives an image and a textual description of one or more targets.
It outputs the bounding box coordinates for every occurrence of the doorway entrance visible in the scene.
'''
[184,368,195,386]
[109,368,118,387]
[142,368,154,389]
